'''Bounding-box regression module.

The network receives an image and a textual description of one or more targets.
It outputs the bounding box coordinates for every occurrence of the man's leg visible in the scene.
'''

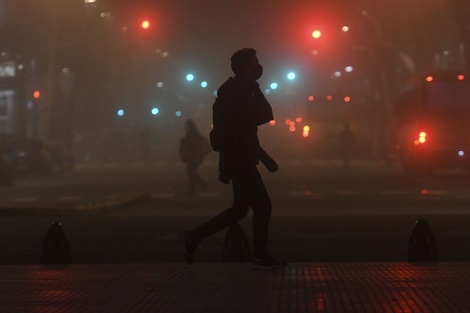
[190,169,250,240]
[181,164,252,264]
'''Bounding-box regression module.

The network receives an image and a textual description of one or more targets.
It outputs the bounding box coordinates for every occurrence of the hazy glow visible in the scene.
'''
[151,108,159,115]
[308,95,314,102]
[175,111,182,117]
[201,81,208,88]
[270,82,278,90]
[344,96,351,103]
[117,109,124,117]
[287,72,296,80]
[141,20,150,29]
[425,76,433,82]
[312,30,321,39]
[326,95,333,101]
[418,131,427,143]
[342,26,349,32]
[302,125,310,137]
[269,120,276,126]
[186,74,194,81]
[345,66,353,73]
[458,74,465,80]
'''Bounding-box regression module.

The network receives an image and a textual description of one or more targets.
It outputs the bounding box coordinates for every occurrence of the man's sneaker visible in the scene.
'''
[252,255,287,271]
[180,231,199,265]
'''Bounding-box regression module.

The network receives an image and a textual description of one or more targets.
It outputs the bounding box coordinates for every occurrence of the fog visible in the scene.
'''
[0,0,468,163]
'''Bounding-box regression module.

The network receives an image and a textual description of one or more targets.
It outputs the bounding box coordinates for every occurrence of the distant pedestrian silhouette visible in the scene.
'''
[339,122,354,169]
[179,119,210,195]
[180,48,286,270]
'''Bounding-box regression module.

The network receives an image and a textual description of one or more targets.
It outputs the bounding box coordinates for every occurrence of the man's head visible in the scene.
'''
[231,48,263,80]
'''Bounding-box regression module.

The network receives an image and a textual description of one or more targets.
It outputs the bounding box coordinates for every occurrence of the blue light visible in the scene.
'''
[270,82,278,90]
[175,111,182,117]
[287,72,296,80]
[117,109,124,117]
[151,108,159,115]
[201,81,208,88]
[186,74,194,81]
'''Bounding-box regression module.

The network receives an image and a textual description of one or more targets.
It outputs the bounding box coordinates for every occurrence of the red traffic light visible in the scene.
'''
[33,90,41,99]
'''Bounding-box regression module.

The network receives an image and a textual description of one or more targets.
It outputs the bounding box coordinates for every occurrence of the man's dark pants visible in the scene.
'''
[191,162,272,257]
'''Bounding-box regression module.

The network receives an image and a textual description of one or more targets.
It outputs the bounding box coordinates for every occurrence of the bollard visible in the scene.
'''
[407,218,438,262]
[221,223,252,262]
[40,222,72,264]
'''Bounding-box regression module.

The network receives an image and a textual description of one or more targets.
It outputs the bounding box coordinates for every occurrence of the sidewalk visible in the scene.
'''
[2,262,470,312]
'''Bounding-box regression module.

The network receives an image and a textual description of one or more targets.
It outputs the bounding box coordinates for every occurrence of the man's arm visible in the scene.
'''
[259,147,279,173]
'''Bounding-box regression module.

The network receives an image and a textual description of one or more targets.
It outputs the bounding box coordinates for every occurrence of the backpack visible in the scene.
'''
[209,97,224,152]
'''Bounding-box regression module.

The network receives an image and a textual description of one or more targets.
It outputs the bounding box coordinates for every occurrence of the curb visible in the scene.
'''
[0,193,150,216]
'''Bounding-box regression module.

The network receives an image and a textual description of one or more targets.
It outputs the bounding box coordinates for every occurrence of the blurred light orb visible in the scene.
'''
[287,72,296,80]
[186,74,194,81]
[175,111,182,117]
[265,89,271,95]
[312,30,321,39]
[345,66,353,73]
[117,109,125,117]
[270,82,278,90]
[201,81,208,88]
[151,108,159,115]
[157,82,164,88]
[342,26,350,32]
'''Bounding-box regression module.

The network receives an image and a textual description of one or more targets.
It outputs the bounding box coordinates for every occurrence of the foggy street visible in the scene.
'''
[2,152,470,265]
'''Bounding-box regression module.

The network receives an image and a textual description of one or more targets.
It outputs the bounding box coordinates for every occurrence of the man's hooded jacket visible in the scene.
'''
[210,76,274,182]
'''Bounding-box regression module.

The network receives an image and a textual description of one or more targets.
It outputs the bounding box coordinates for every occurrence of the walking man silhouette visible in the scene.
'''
[180,48,286,270]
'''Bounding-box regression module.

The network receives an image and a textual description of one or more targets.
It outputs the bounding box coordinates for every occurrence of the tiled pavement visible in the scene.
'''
[1,262,470,312]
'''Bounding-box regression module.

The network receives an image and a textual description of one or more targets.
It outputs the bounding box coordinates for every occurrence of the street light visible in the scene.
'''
[141,20,151,30]
[312,30,322,39]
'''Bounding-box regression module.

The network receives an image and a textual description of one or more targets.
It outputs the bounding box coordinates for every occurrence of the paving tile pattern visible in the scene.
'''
[1,262,470,313]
